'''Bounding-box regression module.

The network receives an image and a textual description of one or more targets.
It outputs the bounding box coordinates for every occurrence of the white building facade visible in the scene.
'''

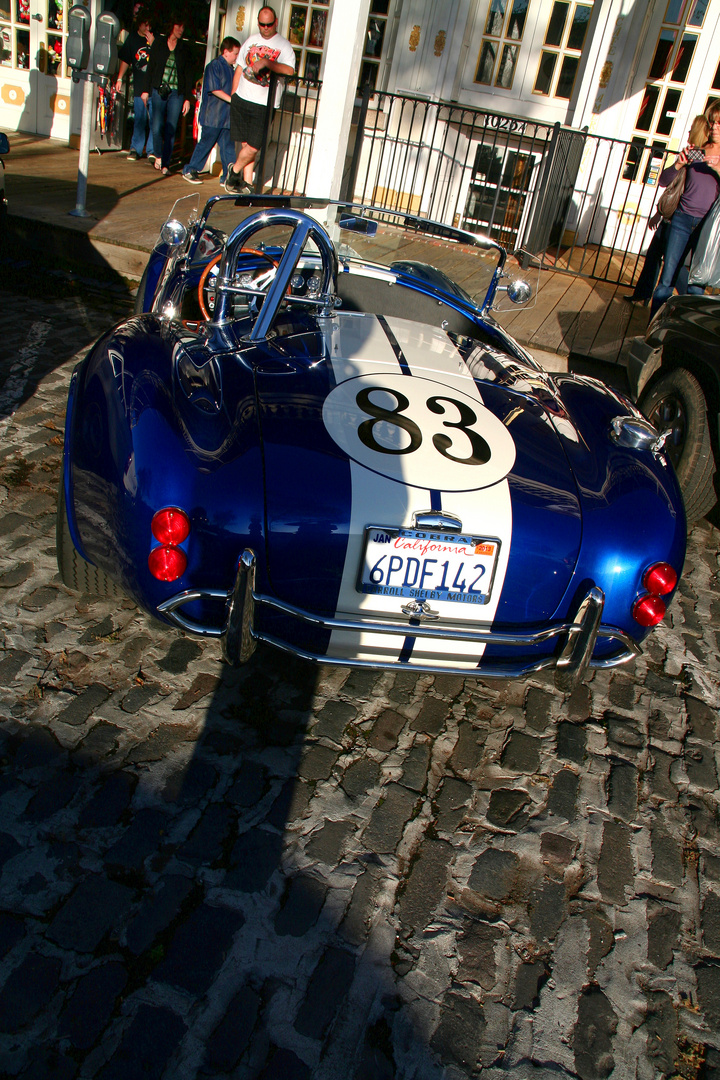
[3,0,719,146]
[1,0,718,260]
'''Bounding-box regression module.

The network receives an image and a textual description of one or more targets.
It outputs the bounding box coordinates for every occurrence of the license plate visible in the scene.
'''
[359,526,500,606]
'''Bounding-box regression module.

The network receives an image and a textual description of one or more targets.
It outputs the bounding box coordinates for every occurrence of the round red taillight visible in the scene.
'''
[148,545,187,582]
[151,507,190,545]
[633,593,666,627]
[643,562,678,596]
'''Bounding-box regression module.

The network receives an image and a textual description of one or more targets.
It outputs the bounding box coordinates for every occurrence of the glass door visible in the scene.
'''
[0,0,70,135]
[0,0,34,127]
[615,0,714,254]
[624,0,712,185]
[287,0,328,81]
[32,0,71,135]
[462,145,536,246]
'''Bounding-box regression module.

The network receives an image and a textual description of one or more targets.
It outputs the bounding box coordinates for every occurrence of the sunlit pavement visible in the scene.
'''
[0,284,719,1079]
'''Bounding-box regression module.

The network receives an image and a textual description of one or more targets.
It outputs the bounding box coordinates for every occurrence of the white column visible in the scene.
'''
[304,0,371,202]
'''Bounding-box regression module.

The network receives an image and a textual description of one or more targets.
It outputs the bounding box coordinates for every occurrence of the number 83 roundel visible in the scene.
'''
[322,374,516,492]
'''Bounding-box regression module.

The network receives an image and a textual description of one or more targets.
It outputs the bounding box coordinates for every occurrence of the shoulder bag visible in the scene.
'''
[657,166,686,221]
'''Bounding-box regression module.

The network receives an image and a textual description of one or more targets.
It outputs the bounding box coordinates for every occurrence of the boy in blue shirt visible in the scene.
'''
[183,37,241,184]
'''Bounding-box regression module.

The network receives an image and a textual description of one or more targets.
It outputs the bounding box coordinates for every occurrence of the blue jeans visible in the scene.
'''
[632,222,666,300]
[651,208,707,315]
[151,89,184,169]
[130,94,152,156]
[183,125,234,179]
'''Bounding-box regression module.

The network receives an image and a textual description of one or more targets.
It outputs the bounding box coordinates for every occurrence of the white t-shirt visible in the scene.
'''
[235,31,296,108]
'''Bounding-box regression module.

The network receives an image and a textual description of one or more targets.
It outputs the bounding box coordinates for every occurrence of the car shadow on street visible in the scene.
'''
[0,260,447,1075]
[0,579,449,1079]
[0,249,133,419]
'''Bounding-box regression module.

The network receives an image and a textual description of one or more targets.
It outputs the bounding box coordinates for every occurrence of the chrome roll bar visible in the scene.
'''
[212,208,339,333]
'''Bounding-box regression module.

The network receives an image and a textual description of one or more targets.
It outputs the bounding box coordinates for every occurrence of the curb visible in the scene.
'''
[7,212,149,283]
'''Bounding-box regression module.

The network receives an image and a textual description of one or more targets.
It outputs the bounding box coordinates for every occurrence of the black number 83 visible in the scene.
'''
[355,387,491,466]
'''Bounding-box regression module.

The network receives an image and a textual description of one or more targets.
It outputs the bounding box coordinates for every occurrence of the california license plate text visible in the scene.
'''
[360,528,499,605]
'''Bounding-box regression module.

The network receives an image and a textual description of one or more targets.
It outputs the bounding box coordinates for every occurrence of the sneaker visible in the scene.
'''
[183,169,202,185]
[224,167,242,192]
[127,149,138,161]
[225,171,253,196]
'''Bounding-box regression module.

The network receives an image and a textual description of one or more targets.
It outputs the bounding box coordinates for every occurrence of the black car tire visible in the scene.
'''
[639,366,716,524]
[56,483,124,598]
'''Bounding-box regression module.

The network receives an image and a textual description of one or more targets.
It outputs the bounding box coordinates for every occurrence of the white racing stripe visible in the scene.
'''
[323,314,513,669]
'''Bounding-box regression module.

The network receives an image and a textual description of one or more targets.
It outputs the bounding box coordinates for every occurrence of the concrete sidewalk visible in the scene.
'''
[2,131,649,371]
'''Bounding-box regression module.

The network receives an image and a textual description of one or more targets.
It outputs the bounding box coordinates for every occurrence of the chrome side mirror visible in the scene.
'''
[160,218,187,248]
[506,278,532,304]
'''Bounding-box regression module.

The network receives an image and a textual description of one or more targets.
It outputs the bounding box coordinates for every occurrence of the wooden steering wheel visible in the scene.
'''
[198,247,280,321]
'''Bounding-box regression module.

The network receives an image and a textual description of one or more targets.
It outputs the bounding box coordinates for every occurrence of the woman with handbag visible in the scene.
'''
[627,115,709,304]
[142,18,194,175]
[650,102,720,315]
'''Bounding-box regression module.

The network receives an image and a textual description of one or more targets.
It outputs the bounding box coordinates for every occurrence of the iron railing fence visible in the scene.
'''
[520,130,675,287]
[253,73,322,198]
[344,88,558,253]
[254,81,674,289]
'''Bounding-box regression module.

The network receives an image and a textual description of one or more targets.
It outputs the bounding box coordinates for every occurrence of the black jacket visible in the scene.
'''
[146,36,194,100]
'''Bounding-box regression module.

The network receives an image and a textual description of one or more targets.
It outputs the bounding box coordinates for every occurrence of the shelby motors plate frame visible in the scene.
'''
[359,526,501,606]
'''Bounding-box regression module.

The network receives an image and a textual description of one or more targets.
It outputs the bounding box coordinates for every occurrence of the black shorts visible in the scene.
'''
[230,96,270,150]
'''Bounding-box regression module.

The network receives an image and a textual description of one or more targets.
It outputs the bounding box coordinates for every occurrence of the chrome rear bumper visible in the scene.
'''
[157,550,640,682]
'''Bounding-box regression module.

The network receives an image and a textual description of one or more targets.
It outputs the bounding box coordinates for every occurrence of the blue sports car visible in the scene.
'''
[58,196,686,685]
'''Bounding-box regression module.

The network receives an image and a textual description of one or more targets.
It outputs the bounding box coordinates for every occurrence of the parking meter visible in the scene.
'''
[67,5,91,74]
[93,11,120,76]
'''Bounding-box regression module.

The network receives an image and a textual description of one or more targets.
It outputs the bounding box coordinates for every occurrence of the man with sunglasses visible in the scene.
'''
[225,6,295,194]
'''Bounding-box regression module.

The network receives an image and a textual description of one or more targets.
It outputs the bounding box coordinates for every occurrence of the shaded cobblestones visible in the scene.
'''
[1,287,720,1077]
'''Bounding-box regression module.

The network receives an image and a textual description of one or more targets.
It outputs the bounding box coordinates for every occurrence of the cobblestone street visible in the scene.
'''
[0,281,719,1079]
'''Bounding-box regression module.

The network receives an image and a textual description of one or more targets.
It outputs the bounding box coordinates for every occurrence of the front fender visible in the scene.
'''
[552,375,686,643]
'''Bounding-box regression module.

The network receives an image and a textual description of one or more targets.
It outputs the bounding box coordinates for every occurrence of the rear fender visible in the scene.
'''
[652,343,720,425]
[644,298,720,418]
[65,318,266,613]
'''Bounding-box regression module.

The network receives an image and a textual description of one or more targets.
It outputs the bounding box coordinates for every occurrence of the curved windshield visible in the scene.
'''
[200,197,503,305]
[157,195,532,313]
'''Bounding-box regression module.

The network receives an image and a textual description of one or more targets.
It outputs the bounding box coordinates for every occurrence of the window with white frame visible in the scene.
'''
[359,0,390,91]
[287,0,329,81]
[624,0,711,180]
[0,0,68,75]
[706,53,720,112]
[284,0,392,89]
[473,0,530,90]
[533,0,593,99]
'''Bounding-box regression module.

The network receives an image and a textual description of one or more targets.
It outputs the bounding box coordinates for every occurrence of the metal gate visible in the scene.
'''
[259,82,672,288]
